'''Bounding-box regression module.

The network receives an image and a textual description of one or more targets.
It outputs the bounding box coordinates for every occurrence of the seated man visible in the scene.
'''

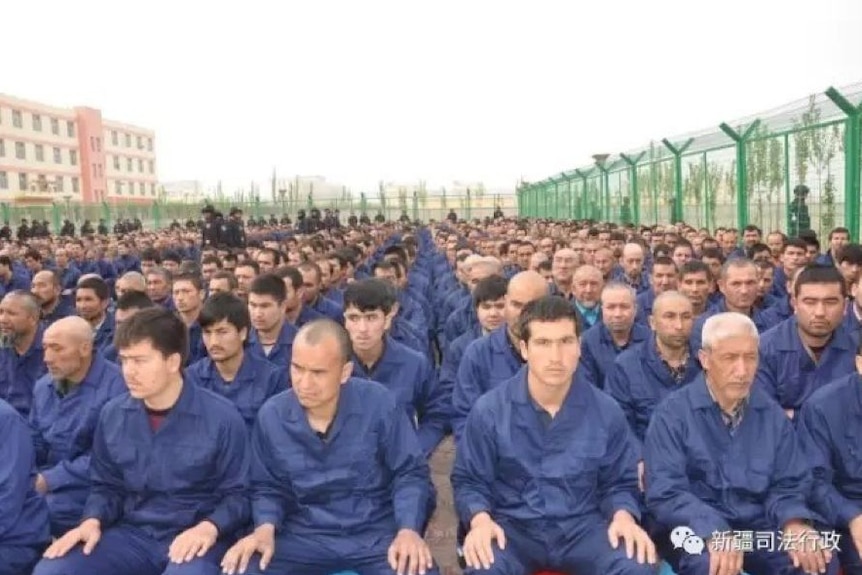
[30,317,126,536]
[644,312,837,575]
[186,293,285,433]
[34,307,250,575]
[0,396,51,575]
[452,296,656,575]
[797,341,862,574]
[221,320,438,575]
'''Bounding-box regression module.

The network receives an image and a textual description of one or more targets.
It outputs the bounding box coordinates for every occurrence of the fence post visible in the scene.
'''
[412,190,419,221]
[574,169,592,220]
[620,152,645,226]
[661,138,694,223]
[466,188,472,220]
[719,120,760,232]
[825,86,862,241]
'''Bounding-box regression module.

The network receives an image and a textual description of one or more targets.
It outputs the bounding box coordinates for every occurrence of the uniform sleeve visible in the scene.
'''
[41,456,91,492]
[416,358,450,457]
[380,401,434,533]
[82,412,126,528]
[452,346,485,444]
[250,409,297,530]
[797,401,862,528]
[0,412,38,538]
[205,414,251,535]
[451,405,497,527]
[578,338,601,389]
[753,344,780,403]
[436,340,461,416]
[644,404,730,540]
[597,403,643,522]
[605,361,642,459]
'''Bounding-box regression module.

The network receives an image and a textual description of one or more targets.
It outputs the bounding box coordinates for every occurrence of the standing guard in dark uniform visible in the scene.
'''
[201,205,221,247]
[224,207,247,249]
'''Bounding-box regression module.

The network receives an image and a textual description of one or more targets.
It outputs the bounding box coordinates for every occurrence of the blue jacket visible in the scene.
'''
[0,327,47,418]
[452,326,525,443]
[797,373,862,528]
[29,356,126,532]
[0,398,50,547]
[247,321,298,371]
[250,379,434,539]
[310,295,343,324]
[81,381,250,542]
[754,316,858,411]
[579,322,650,389]
[452,367,642,532]
[351,338,449,456]
[443,301,478,348]
[294,305,324,328]
[644,375,820,539]
[634,289,656,325]
[439,325,484,416]
[93,312,115,353]
[40,298,74,329]
[185,321,208,367]
[605,336,702,452]
[185,353,286,433]
[689,300,773,352]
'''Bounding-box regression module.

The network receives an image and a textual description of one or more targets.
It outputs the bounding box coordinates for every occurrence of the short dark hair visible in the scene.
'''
[114,307,188,364]
[237,260,260,274]
[249,273,286,303]
[372,260,402,279]
[201,255,222,269]
[210,270,238,290]
[343,278,396,314]
[518,295,581,342]
[199,293,250,335]
[793,264,847,298]
[838,244,862,266]
[651,256,677,271]
[473,275,508,306]
[274,266,303,291]
[679,260,711,281]
[140,248,161,263]
[746,243,771,259]
[700,247,725,263]
[116,290,155,312]
[783,238,808,253]
[173,272,203,291]
[77,277,110,301]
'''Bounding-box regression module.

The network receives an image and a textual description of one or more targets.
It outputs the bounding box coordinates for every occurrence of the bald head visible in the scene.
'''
[652,290,693,315]
[33,269,59,286]
[509,270,549,297]
[573,265,602,283]
[622,243,644,259]
[45,316,94,346]
[117,271,146,297]
[295,319,353,364]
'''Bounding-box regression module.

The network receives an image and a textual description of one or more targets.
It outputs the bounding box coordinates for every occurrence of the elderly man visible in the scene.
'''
[29,317,126,535]
[617,243,650,294]
[31,270,73,328]
[570,264,605,330]
[645,313,837,575]
[579,282,650,389]
[453,296,657,575]
[549,248,578,299]
[115,271,146,299]
[221,320,437,575]
[0,291,47,418]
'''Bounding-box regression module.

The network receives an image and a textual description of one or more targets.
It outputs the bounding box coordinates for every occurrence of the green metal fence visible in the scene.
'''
[518,83,862,240]
[0,191,517,232]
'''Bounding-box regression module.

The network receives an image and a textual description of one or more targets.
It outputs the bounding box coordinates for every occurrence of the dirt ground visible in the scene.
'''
[425,435,462,575]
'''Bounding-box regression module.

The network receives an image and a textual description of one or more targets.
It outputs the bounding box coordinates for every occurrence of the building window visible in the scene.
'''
[72,177,79,193]
[149,160,154,174]
[51,118,59,135]
[147,137,153,151]
[150,183,156,196]
[112,131,118,145]
[55,176,64,192]
[138,158,144,172]
[90,137,95,152]
[127,157,133,172]
[115,181,122,195]
[136,135,142,149]
[12,110,22,128]
[67,121,75,137]
[15,142,25,160]
[125,133,131,147]
[96,138,101,152]
[0,139,4,157]
[70,150,78,165]
[35,145,44,162]
[139,182,145,195]
[32,114,42,131]
[92,164,98,178]
[53,147,62,164]
[19,173,27,190]
[113,155,120,170]
[0,172,7,190]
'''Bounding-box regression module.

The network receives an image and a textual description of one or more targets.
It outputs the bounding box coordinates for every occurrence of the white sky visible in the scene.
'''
[4,0,861,192]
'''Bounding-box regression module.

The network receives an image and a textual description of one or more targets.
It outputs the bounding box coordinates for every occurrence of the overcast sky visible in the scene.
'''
[4,0,861,192]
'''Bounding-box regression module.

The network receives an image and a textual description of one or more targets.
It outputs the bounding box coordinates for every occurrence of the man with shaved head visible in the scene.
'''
[606,291,702,489]
[442,257,503,347]
[452,270,550,442]
[617,243,650,294]
[31,269,73,328]
[29,316,126,536]
[0,290,47,418]
[550,248,578,299]
[115,271,146,299]
[222,319,438,575]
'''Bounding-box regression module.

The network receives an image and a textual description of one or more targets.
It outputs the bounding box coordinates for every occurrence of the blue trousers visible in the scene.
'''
[243,531,442,575]
[0,544,46,575]
[33,524,230,575]
[464,520,658,575]
[837,529,862,575]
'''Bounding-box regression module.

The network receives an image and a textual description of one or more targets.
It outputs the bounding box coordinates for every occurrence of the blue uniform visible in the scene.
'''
[579,322,650,389]
[247,321,298,371]
[40,299,74,329]
[689,300,773,352]
[452,326,525,443]
[243,379,437,575]
[29,357,126,535]
[438,325,483,415]
[451,368,653,575]
[0,327,47,418]
[33,381,250,575]
[798,373,862,573]
[644,375,835,575]
[443,301,478,348]
[185,353,285,433]
[0,398,51,575]
[93,313,115,353]
[352,338,449,456]
[294,305,324,327]
[754,316,858,412]
[605,336,701,453]
[309,295,342,323]
[185,322,208,367]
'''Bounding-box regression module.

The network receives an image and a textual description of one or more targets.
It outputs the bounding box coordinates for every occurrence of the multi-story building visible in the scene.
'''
[0,93,158,205]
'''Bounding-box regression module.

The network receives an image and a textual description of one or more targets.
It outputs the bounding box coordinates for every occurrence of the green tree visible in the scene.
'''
[766,136,785,231]
[684,160,705,227]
